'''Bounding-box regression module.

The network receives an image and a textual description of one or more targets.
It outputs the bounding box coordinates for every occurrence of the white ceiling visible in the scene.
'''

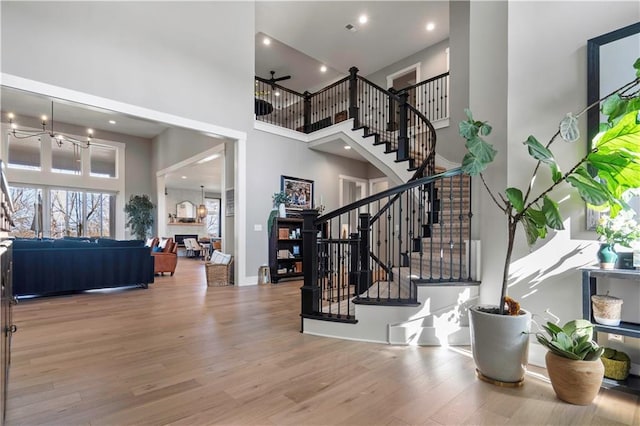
[1,87,169,139]
[255,1,449,88]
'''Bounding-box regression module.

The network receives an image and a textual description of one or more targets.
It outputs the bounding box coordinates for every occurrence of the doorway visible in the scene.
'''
[387,63,421,91]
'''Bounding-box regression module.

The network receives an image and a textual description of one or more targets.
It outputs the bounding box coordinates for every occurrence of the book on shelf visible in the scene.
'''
[278,228,289,239]
[277,249,291,259]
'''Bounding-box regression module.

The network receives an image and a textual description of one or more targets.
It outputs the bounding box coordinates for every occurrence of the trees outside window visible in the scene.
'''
[9,185,114,238]
[9,187,40,238]
[205,198,221,237]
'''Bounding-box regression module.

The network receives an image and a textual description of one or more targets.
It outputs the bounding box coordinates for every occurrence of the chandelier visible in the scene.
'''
[197,185,208,220]
[6,101,93,149]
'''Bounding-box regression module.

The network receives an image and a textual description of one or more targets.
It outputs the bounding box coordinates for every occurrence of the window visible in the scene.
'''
[9,187,42,238]
[205,198,221,237]
[7,134,41,171]
[85,192,114,237]
[50,189,83,237]
[9,185,115,238]
[51,138,82,174]
[90,144,116,178]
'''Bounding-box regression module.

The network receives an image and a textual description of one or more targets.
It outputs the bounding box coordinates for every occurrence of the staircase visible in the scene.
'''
[409,173,472,281]
[254,68,477,346]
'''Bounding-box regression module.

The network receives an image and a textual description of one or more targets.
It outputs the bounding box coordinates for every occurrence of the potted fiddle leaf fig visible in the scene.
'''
[536,319,605,405]
[124,194,155,240]
[462,58,640,385]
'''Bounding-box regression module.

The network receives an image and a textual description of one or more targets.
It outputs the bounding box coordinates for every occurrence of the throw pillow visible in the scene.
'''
[158,238,169,249]
[152,246,163,252]
[145,238,155,247]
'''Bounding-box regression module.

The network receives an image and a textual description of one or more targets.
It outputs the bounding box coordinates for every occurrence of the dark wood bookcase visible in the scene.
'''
[269,217,304,283]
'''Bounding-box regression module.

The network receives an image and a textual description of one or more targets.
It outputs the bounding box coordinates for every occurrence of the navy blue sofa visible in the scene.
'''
[13,238,155,297]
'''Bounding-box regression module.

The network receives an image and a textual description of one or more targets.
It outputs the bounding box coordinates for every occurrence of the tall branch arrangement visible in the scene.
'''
[460,59,640,315]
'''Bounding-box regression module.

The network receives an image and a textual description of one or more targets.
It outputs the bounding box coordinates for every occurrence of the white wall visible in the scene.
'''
[365,39,450,88]
[0,1,254,132]
[468,0,509,307]
[245,128,374,277]
[441,0,472,182]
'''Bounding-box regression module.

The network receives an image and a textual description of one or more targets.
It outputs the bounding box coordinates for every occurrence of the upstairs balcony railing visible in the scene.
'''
[255,68,449,179]
[300,168,474,326]
[400,71,449,123]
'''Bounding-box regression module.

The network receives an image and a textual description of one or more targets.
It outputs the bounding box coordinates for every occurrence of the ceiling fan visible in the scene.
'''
[265,70,291,88]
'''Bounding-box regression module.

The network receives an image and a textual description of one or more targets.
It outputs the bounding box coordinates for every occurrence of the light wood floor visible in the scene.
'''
[6,259,639,425]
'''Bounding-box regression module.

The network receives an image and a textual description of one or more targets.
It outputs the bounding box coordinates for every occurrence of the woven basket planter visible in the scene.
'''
[591,294,623,326]
[601,348,631,381]
[205,260,233,287]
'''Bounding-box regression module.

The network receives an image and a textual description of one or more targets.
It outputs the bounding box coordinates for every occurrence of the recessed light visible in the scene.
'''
[359,15,368,24]
[320,65,327,73]
[274,91,280,97]
[197,154,220,164]
[181,176,187,179]
[263,37,271,46]
[109,120,116,124]
[426,22,435,31]
[344,145,352,150]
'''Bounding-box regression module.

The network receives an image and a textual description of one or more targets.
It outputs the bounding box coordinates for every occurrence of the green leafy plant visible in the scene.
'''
[536,319,604,361]
[460,59,640,315]
[272,191,291,207]
[595,210,640,247]
[124,194,154,240]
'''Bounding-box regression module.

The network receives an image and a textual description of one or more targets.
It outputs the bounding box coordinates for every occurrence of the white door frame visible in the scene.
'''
[368,177,390,197]
[386,62,422,90]
[339,174,368,207]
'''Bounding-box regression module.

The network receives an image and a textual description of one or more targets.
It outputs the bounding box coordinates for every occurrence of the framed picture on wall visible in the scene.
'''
[225,188,234,217]
[281,175,314,212]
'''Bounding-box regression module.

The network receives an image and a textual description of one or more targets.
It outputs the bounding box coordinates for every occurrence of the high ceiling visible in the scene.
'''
[255,1,449,92]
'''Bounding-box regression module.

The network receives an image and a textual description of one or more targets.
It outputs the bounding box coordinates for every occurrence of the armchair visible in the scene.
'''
[152,237,178,276]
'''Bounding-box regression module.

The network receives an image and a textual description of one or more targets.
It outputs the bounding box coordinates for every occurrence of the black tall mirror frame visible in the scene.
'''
[587,21,640,145]
[585,22,640,229]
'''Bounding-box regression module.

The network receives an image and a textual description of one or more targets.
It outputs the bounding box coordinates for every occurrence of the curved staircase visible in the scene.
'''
[254,68,477,346]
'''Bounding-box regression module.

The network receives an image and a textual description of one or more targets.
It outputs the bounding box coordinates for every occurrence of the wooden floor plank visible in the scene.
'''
[5,259,639,425]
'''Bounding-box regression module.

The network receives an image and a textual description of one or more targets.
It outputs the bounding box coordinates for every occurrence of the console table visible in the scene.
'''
[581,267,640,394]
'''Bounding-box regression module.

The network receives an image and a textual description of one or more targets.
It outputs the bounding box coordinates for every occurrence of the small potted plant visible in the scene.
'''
[595,209,640,268]
[272,191,291,218]
[536,319,604,405]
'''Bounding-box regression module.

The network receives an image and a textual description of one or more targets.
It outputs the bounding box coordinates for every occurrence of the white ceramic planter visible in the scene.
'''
[468,305,532,384]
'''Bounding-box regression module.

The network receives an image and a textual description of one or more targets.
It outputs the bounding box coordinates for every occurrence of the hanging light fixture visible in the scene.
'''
[6,101,93,149]
[197,185,208,221]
